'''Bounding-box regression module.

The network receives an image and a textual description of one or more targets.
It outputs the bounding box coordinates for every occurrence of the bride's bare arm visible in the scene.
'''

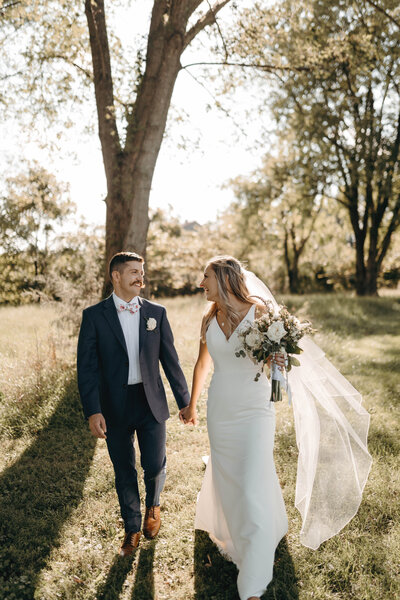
[179,334,212,426]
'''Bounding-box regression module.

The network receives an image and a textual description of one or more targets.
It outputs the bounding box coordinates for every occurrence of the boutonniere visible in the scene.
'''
[146,317,157,331]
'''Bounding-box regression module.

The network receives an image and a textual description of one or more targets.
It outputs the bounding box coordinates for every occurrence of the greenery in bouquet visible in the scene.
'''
[235,301,313,385]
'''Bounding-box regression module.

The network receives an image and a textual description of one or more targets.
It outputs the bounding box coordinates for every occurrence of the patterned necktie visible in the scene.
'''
[117,300,140,315]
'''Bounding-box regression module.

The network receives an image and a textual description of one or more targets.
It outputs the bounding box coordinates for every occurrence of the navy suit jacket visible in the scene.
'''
[77,295,190,425]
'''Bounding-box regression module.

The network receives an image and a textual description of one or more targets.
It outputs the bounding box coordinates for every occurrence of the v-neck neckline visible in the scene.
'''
[215,305,254,341]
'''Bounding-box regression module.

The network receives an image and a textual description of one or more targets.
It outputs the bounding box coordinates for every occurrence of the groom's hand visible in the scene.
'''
[179,406,198,426]
[88,413,107,438]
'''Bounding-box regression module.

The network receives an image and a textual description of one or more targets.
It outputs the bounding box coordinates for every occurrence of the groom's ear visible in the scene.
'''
[110,269,119,286]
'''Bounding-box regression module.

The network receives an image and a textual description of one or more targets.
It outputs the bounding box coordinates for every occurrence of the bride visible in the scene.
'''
[180,255,372,600]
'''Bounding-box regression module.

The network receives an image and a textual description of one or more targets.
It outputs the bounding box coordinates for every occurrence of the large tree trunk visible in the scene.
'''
[103,47,182,295]
[347,183,369,295]
[283,216,318,294]
[354,235,368,295]
[288,262,300,294]
[85,0,231,297]
[346,106,400,296]
[283,229,301,293]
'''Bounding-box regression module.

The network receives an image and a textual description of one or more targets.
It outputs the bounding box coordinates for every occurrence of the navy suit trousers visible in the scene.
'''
[105,383,167,533]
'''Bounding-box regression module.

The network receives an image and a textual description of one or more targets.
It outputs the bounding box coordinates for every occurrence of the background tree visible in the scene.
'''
[0,0,90,124]
[84,0,232,294]
[226,0,400,295]
[41,223,105,326]
[0,164,74,299]
[229,142,325,293]
[146,207,236,295]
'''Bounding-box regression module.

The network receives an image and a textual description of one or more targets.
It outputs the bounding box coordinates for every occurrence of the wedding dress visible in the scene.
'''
[195,273,372,598]
[195,304,288,599]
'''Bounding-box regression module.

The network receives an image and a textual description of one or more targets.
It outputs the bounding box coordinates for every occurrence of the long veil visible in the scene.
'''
[244,270,372,550]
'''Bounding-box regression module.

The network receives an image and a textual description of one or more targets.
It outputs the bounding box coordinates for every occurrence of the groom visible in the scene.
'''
[77,251,190,555]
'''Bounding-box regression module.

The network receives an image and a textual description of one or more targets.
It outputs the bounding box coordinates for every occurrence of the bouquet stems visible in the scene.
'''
[270,361,283,402]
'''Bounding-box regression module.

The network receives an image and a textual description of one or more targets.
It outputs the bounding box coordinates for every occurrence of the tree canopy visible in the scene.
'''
[225,0,400,295]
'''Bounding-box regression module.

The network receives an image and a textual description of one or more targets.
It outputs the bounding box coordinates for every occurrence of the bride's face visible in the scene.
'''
[200,266,219,302]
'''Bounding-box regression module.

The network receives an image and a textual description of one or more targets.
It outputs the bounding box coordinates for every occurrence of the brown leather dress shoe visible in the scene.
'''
[119,531,141,556]
[143,505,161,539]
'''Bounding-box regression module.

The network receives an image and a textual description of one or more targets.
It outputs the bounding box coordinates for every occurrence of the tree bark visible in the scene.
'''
[283,228,301,293]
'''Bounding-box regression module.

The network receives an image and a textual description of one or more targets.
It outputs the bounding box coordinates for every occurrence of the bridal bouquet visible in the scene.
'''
[235,301,313,402]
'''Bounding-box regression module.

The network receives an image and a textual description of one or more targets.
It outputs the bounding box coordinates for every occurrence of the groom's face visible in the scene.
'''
[113,260,144,300]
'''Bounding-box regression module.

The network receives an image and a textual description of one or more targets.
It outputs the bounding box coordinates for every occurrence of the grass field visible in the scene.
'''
[0,294,399,600]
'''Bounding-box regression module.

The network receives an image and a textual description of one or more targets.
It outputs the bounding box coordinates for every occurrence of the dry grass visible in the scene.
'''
[0,293,399,600]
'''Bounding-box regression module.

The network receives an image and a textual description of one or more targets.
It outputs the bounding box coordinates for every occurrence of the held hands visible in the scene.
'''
[88,413,107,438]
[179,405,198,426]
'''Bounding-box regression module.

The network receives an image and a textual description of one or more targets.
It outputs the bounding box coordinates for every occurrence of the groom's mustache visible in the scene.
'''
[132,280,145,288]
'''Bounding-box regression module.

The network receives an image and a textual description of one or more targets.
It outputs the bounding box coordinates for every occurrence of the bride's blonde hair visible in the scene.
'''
[200,255,257,342]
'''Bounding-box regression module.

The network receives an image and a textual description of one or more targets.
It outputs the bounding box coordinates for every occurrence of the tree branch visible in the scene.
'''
[181,60,311,72]
[186,0,204,14]
[0,1,21,14]
[84,0,121,176]
[377,194,400,269]
[0,70,25,81]
[184,0,231,49]
[39,54,93,81]
[206,0,228,60]
[182,67,248,138]
[300,204,322,253]
[364,0,400,29]
[330,133,351,192]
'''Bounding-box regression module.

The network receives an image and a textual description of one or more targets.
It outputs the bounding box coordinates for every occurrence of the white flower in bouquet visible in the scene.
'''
[246,329,264,348]
[266,321,287,343]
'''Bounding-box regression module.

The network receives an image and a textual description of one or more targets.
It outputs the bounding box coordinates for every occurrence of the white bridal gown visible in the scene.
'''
[195,305,288,599]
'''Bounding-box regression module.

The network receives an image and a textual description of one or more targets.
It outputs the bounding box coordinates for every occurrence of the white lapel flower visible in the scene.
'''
[146,317,157,331]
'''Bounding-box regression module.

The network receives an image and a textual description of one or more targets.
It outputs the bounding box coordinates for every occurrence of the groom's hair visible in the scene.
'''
[109,251,144,280]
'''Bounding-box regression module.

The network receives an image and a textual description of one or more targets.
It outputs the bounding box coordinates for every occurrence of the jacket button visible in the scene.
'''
[123,384,127,388]
[125,361,129,366]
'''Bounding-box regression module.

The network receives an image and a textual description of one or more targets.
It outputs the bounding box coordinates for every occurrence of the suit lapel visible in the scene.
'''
[103,295,128,356]
[138,297,148,356]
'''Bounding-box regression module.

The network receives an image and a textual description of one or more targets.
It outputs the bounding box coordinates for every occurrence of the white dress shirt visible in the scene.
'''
[113,292,142,384]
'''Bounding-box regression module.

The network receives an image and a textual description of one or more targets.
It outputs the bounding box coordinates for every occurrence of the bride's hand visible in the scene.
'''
[179,405,198,426]
[267,352,285,371]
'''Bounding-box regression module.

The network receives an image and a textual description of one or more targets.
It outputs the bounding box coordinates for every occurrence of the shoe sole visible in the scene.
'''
[119,546,139,556]
[143,527,160,540]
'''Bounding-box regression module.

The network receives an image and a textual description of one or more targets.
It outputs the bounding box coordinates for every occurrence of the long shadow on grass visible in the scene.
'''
[131,542,156,599]
[0,374,96,600]
[97,541,156,600]
[97,555,135,600]
[194,530,299,600]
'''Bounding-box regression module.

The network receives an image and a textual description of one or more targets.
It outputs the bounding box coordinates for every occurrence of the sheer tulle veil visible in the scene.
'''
[244,270,372,549]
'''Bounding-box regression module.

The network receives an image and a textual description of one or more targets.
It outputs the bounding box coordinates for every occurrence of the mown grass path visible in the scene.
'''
[0,294,399,600]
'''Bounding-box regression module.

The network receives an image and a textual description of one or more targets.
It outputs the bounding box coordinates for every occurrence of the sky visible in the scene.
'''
[55,72,264,227]
[0,1,270,227]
